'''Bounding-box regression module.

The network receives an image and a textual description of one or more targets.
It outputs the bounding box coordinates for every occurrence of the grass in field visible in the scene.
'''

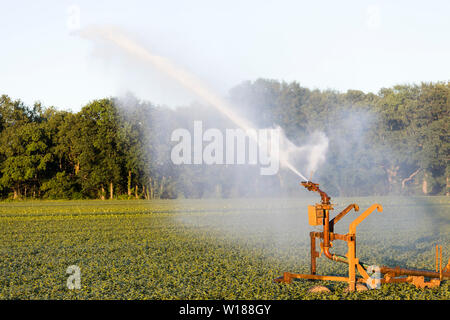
[0,197,449,299]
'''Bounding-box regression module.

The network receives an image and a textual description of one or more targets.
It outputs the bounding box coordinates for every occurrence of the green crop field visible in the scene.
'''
[0,197,449,300]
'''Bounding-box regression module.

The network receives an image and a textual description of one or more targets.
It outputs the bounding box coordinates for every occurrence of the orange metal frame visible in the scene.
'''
[274,181,450,291]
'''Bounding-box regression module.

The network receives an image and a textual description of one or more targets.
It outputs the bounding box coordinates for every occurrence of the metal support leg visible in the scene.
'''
[310,232,317,275]
[347,237,356,292]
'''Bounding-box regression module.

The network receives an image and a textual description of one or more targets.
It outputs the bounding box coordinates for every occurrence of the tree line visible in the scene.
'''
[0,80,448,200]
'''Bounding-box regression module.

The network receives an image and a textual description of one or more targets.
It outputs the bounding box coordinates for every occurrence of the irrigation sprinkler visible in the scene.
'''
[274,181,450,291]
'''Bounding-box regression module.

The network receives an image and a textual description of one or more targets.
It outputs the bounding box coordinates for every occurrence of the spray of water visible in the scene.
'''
[79,26,324,181]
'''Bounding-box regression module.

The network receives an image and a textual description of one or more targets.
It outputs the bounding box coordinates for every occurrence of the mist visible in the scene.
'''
[79,26,332,191]
[78,25,442,202]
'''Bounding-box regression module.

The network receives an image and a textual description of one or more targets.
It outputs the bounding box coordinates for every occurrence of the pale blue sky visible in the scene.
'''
[0,1,449,111]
